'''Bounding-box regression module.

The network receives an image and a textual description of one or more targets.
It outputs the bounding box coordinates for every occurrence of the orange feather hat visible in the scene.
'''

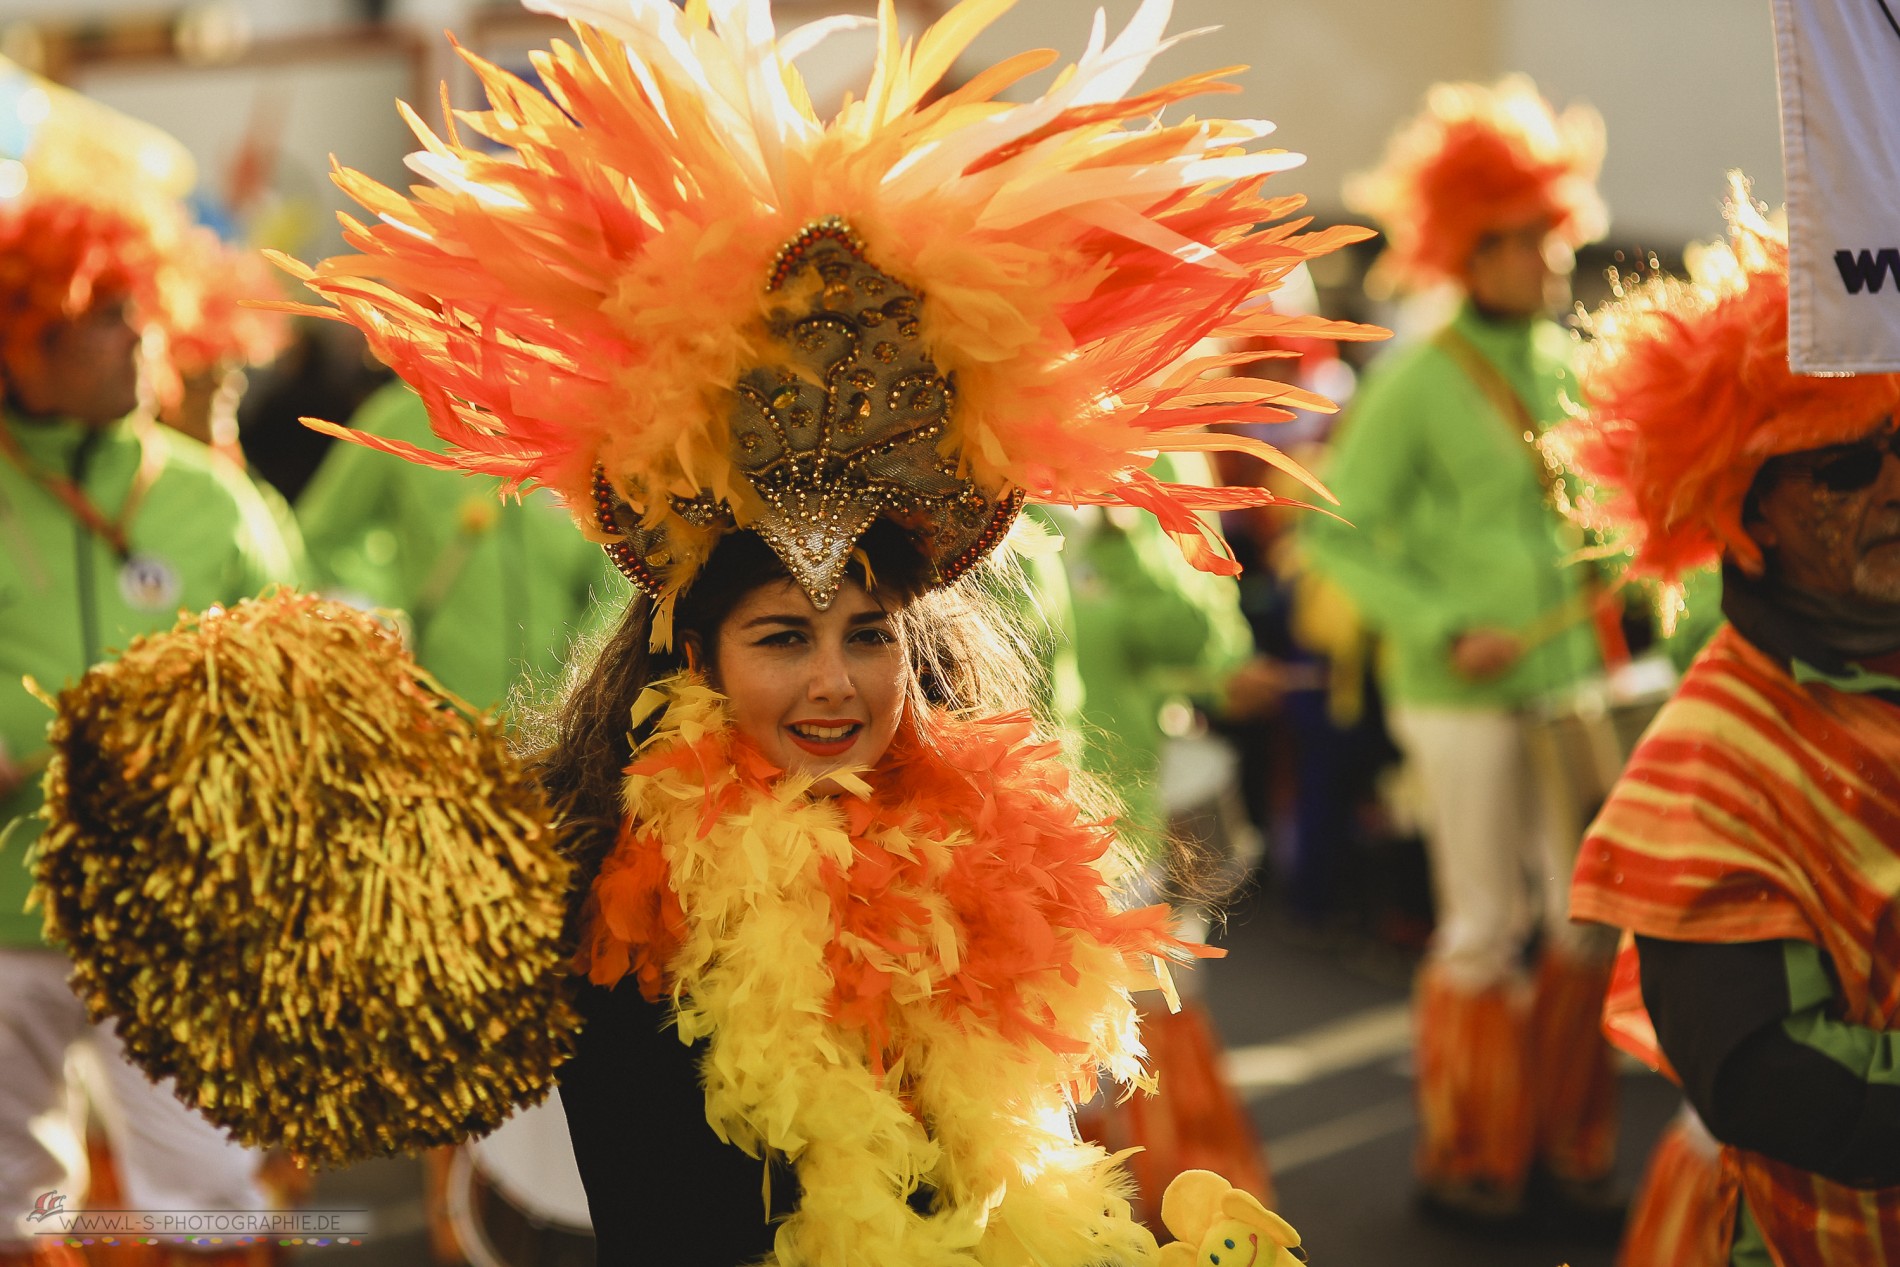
[1,57,201,398]
[1552,176,1900,587]
[0,193,165,386]
[277,0,1383,636]
[161,225,291,379]
[1346,74,1605,293]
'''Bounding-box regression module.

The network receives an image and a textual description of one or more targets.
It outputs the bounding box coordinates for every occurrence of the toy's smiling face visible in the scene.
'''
[1200,1220,1263,1267]
[1158,1169,1307,1267]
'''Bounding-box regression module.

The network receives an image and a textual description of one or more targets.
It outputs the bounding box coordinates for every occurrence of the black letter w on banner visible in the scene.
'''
[1835,248,1900,295]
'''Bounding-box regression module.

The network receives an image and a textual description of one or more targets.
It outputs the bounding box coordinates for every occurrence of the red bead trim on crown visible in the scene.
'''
[591,466,665,598]
[938,487,1026,586]
[767,216,867,292]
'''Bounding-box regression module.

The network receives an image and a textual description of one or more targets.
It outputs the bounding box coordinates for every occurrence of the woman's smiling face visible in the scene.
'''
[705,577,909,790]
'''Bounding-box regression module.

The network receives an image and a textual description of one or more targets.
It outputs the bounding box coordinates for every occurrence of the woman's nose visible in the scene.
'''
[805,641,856,700]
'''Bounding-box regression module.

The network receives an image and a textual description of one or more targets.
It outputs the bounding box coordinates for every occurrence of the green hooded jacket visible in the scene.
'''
[1301,302,1601,708]
[0,413,301,946]
[296,381,629,712]
[1056,463,1254,847]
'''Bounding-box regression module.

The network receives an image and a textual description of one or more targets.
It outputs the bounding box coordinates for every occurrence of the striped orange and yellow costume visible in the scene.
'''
[1572,625,1900,1266]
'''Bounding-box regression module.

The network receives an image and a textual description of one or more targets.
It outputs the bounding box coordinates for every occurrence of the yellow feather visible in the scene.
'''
[908,0,1019,113]
[610,677,1174,1264]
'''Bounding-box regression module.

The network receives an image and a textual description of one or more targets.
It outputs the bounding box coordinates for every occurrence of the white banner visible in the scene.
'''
[1772,0,1900,373]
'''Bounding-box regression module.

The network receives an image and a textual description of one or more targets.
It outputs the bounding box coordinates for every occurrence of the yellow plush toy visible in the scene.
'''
[1160,1170,1309,1267]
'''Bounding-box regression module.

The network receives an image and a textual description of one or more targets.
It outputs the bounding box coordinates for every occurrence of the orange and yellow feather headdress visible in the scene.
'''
[0,54,289,410]
[0,194,161,387]
[279,0,1380,638]
[160,225,292,380]
[1346,74,1605,294]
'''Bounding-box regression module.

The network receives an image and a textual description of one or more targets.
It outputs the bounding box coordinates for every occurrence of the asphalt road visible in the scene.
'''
[1197,896,1678,1267]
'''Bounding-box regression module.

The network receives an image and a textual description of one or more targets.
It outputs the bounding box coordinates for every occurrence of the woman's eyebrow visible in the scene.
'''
[739,613,811,630]
[848,609,892,626]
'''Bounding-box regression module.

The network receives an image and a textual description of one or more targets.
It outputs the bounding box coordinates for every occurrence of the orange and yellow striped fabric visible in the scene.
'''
[1617,1114,1734,1267]
[1572,624,1900,1267]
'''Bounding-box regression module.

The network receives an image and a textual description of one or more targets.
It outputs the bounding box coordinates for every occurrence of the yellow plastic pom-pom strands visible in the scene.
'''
[33,590,575,1166]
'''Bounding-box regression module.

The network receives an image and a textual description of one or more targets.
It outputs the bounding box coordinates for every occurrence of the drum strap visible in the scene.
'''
[1430,324,1563,504]
[1431,324,1630,666]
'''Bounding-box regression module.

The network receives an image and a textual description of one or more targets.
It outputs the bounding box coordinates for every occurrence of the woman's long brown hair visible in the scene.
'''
[523,523,1065,933]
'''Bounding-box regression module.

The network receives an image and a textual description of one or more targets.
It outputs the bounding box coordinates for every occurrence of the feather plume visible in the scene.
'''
[281,0,1379,587]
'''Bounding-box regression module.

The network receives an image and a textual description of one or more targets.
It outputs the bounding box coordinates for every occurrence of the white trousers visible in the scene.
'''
[1387,707,1610,989]
[0,947,270,1250]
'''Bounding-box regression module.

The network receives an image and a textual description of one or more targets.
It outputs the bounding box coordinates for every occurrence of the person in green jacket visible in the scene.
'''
[1057,485,1257,851]
[1302,77,1622,1229]
[0,184,300,1266]
[297,379,628,714]
[1052,453,1279,1221]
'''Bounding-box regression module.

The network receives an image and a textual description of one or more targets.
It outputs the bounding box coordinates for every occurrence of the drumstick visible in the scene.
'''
[1515,591,1598,654]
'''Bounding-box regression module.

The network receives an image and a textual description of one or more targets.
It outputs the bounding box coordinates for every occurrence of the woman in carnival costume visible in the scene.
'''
[37,1,1380,1263]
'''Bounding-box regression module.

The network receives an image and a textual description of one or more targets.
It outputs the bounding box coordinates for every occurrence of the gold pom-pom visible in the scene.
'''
[32,589,576,1166]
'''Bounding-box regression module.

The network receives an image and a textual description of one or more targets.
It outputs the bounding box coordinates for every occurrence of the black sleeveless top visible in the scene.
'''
[559,978,799,1265]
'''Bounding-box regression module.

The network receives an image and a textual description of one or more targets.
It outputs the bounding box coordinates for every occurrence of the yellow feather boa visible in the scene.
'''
[583,674,1195,1265]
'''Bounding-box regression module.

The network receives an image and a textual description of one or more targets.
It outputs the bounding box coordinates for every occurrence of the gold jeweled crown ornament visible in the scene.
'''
[278,0,1386,644]
[593,216,1023,609]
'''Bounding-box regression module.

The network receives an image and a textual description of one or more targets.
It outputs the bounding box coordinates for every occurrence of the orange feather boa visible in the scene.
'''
[575,673,1214,1264]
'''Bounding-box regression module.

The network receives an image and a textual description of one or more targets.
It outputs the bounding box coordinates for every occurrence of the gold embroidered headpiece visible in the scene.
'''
[591,218,1021,610]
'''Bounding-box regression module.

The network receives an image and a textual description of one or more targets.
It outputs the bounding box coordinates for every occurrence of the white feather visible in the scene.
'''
[778,13,878,65]
[528,0,780,198]
[1064,201,1245,276]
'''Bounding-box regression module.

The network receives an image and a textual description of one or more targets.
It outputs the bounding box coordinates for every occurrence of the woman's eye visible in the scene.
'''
[755,630,805,647]
[850,627,896,646]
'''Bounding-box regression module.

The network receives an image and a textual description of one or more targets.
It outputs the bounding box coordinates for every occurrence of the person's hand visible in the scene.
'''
[1449,628,1525,682]
[0,746,24,802]
[1222,655,1290,721]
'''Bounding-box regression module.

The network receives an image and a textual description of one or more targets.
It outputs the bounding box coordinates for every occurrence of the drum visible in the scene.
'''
[1526,654,1680,837]
[443,1094,594,1267]
[1159,728,1264,901]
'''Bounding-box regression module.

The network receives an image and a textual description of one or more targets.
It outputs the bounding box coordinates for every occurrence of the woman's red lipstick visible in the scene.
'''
[786,720,862,756]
